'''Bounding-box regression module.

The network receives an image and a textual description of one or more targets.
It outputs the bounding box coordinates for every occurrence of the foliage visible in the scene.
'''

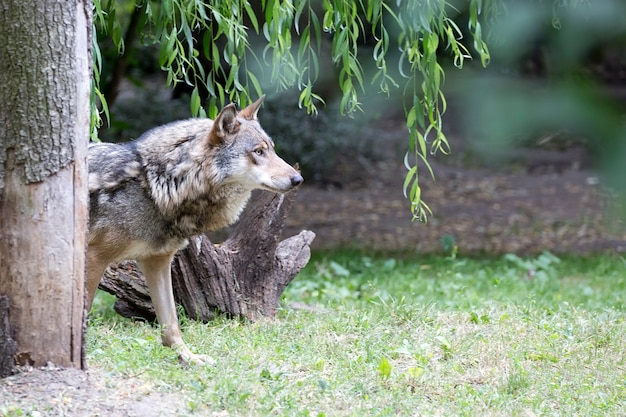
[287,251,626,310]
[78,253,626,416]
[91,0,612,220]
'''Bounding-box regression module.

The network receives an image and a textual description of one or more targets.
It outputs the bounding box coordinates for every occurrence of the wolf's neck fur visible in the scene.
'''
[167,183,252,236]
[141,138,251,235]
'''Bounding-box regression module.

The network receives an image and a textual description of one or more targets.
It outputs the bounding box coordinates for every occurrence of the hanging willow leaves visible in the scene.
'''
[92,0,581,220]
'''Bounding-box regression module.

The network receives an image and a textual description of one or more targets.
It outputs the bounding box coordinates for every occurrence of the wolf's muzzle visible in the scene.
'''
[291,174,304,187]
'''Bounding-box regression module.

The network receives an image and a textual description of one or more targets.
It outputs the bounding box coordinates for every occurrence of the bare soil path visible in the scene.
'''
[1,365,183,416]
[284,121,626,255]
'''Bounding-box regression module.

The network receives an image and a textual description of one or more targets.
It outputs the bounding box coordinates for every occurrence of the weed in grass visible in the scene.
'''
[502,363,531,396]
[377,357,392,380]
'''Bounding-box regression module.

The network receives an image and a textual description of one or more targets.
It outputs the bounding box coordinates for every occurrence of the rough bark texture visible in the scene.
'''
[0,296,17,377]
[99,190,315,322]
[0,1,91,370]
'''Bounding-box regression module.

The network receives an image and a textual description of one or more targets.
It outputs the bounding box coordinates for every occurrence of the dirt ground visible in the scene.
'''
[0,365,186,416]
[3,104,626,417]
[283,117,626,255]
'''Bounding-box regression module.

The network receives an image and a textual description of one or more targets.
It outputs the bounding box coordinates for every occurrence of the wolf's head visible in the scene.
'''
[208,96,303,193]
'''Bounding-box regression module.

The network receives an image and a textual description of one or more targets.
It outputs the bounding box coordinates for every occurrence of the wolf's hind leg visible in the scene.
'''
[137,254,214,366]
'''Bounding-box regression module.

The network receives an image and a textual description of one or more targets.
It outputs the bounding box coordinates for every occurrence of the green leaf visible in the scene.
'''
[190,86,201,117]
[298,85,311,110]
[378,357,392,379]
[409,177,420,203]
[408,367,424,379]
[402,166,417,199]
[298,26,310,61]
[310,10,322,50]
[93,86,109,128]
[244,2,260,33]
[406,106,417,129]
[181,18,193,52]
[294,0,307,34]
[162,0,173,18]
[247,71,263,99]
[211,43,220,69]
[112,20,123,54]
[265,0,276,26]
[329,261,350,277]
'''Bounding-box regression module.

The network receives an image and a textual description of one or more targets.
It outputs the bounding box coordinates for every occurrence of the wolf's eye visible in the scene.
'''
[254,148,265,157]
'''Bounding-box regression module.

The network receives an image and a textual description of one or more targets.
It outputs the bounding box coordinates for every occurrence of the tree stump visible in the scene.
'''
[98,190,315,322]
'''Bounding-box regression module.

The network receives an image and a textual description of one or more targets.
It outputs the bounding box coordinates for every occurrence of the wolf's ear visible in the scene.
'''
[238,95,265,121]
[209,103,239,145]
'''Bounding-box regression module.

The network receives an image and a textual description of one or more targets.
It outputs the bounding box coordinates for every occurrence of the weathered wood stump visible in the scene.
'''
[98,190,315,322]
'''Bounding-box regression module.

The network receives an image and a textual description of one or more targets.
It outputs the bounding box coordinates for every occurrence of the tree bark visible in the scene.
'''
[0,1,91,370]
[99,190,315,322]
[0,296,17,377]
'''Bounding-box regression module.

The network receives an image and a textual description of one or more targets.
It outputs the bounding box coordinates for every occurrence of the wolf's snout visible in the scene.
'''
[290,174,304,187]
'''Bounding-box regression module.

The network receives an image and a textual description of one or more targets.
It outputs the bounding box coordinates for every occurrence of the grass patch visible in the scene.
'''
[87,252,626,416]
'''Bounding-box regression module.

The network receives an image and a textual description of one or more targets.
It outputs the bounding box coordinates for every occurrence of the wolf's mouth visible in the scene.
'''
[262,184,292,194]
[265,174,303,193]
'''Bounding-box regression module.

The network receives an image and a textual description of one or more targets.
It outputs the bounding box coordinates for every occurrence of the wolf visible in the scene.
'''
[87,96,303,365]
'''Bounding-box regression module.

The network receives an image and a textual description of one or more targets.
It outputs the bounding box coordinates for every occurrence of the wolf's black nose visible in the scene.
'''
[291,174,304,187]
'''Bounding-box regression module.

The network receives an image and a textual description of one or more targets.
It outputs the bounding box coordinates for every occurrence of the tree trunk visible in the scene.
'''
[0,1,91,371]
[99,190,315,322]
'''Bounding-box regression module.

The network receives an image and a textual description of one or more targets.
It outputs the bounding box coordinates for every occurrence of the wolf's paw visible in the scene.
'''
[174,343,215,366]
[183,353,216,366]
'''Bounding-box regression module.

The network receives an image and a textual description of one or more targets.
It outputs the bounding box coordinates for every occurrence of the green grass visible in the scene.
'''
[87,252,626,416]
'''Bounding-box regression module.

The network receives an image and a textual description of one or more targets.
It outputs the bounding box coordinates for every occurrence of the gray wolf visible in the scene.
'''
[87,96,303,365]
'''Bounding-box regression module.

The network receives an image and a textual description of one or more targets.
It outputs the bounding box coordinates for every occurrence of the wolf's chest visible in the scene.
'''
[168,185,252,236]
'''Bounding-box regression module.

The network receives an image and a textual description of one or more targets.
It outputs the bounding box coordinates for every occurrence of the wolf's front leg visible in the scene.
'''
[137,254,214,366]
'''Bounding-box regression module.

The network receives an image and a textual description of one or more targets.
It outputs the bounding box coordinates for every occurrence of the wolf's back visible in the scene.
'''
[87,118,220,247]
[88,141,161,245]
[88,141,143,192]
